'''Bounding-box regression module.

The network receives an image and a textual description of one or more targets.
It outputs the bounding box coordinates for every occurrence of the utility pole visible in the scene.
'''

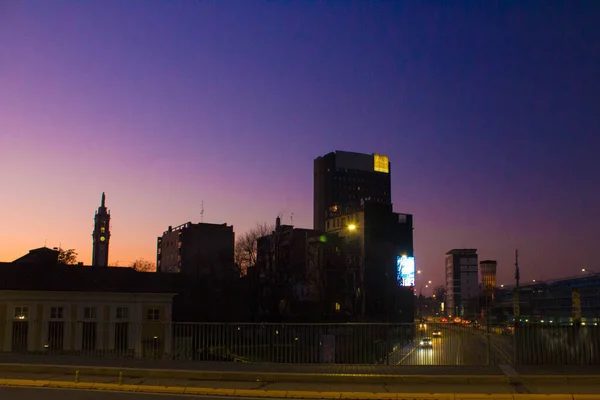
[514,249,520,324]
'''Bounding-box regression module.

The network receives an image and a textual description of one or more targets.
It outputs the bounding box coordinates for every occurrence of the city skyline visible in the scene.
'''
[1,2,599,290]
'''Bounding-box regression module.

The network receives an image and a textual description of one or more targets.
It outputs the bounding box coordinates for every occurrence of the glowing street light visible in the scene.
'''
[500,284,504,288]
[417,270,422,274]
[582,268,597,274]
[347,224,356,231]
[428,280,432,284]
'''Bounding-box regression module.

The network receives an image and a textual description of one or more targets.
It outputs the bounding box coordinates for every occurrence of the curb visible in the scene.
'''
[0,363,507,384]
[0,378,594,400]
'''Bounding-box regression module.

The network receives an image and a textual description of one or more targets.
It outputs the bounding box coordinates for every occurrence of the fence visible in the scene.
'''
[1,321,599,365]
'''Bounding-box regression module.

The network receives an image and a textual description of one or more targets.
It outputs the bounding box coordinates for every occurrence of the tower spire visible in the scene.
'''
[101,192,106,207]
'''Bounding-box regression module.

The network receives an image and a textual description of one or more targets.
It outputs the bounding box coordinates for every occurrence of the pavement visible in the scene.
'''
[1,372,600,399]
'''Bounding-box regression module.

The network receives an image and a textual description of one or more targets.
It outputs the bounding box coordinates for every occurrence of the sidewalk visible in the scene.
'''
[0,354,599,385]
[0,370,600,399]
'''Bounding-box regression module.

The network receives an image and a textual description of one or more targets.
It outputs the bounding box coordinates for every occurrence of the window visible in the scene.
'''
[14,306,29,319]
[50,307,64,319]
[84,307,97,319]
[116,307,129,319]
[147,309,160,321]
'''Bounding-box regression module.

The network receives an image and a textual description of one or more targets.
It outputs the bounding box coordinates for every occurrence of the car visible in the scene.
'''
[432,329,441,337]
[420,337,433,348]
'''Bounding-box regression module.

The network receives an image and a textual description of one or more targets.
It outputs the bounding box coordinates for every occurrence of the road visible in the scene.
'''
[0,387,252,400]
[399,324,515,365]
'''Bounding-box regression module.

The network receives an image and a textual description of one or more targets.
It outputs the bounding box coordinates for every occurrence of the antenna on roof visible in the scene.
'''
[290,212,294,225]
[201,200,204,223]
[44,239,47,247]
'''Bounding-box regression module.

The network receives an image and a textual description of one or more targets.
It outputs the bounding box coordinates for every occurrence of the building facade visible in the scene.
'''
[479,260,497,293]
[0,261,175,357]
[445,249,479,318]
[156,221,235,280]
[253,217,322,320]
[325,201,414,322]
[313,151,391,231]
[92,192,110,267]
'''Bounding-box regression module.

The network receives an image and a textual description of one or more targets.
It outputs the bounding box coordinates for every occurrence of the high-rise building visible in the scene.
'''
[92,192,110,267]
[156,221,235,280]
[479,260,497,290]
[313,151,391,231]
[445,249,478,318]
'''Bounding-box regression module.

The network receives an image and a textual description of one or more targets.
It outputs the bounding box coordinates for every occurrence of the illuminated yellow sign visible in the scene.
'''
[374,154,389,173]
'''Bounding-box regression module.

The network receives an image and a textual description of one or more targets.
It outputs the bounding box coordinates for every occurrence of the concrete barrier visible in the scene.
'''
[0,363,507,384]
[0,378,590,399]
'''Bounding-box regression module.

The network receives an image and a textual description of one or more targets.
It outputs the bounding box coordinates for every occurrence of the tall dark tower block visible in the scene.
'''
[314,151,391,231]
[92,192,111,267]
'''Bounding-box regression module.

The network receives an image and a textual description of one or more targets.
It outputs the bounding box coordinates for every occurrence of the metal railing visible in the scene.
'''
[1,321,599,365]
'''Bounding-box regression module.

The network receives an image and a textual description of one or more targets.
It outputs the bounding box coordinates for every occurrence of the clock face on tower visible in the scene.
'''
[100,236,106,242]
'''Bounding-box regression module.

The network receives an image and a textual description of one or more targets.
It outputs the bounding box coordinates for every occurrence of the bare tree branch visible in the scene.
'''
[131,258,156,272]
[235,222,274,275]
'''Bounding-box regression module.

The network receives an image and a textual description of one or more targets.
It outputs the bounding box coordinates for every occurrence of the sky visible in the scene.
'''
[1,1,599,293]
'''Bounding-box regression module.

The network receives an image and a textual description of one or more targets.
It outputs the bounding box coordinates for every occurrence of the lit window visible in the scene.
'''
[147,309,160,321]
[335,302,341,311]
[50,307,64,319]
[14,306,29,319]
[84,307,97,319]
[116,307,129,319]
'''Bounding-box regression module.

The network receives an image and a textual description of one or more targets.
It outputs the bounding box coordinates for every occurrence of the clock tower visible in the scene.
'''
[92,192,111,267]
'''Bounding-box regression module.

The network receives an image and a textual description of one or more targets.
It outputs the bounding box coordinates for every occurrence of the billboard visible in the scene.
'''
[397,255,415,287]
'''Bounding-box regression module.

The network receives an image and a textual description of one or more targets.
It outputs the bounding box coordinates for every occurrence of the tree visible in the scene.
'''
[131,259,156,272]
[57,248,78,265]
[234,222,274,276]
[433,285,446,301]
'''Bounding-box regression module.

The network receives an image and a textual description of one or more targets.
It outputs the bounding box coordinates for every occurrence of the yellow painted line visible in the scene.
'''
[286,390,342,399]
[341,392,400,399]
[0,379,588,400]
[0,379,51,387]
[91,382,139,391]
[47,381,95,389]
[234,389,289,398]
[135,385,186,394]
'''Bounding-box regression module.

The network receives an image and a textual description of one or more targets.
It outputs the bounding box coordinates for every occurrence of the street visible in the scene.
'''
[398,325,515,365]
[0,387,250,400]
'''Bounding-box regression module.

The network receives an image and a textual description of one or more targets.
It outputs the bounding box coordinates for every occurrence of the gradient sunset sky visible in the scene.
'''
[1,1,599,292]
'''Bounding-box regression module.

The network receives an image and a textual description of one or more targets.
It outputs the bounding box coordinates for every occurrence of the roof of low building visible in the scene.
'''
[0,261,176,294]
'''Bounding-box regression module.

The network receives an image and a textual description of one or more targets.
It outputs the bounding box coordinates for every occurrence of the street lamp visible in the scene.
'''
[347,224,356,231]
[582,268,597,275]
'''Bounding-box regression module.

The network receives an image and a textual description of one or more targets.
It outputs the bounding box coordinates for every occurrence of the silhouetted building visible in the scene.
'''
[313,151,391,231]
[445,249,479,318]
[253,217,322,320]
[325,201,414,322]
[13,247,59,265]
[156,221,235,280]
[92,192,110,267]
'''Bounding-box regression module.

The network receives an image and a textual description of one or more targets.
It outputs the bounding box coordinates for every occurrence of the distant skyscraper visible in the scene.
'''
[313,151,391,231]
[479,260,497,290]
[445,249,478,318]
[92,192,110,267]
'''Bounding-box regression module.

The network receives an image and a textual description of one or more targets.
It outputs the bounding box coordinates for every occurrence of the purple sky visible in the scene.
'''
[1,1,598,293]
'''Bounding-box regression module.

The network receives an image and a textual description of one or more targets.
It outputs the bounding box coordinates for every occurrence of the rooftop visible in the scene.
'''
[0,262,176,294]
